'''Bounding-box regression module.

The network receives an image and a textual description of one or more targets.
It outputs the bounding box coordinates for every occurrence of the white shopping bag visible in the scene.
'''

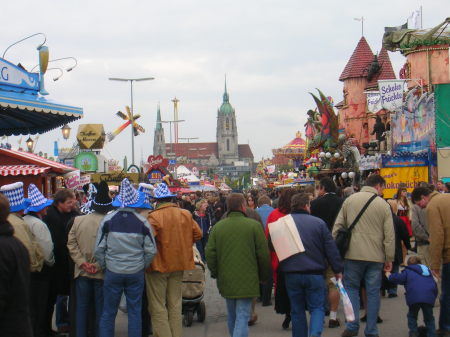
[268,214,305,261]
[331,277,355,322]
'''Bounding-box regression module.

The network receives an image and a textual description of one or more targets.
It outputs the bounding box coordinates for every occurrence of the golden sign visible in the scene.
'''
[76,124,106,150]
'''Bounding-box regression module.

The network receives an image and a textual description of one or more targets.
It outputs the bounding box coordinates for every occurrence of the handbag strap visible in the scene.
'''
[347,194,377,232]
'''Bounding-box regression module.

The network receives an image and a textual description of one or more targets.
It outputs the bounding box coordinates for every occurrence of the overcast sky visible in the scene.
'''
[1,1,448,164]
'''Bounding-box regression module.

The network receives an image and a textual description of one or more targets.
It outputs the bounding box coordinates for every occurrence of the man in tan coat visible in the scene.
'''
[146,183,202,337]
[426,190,450,335]
[333,174,395,337]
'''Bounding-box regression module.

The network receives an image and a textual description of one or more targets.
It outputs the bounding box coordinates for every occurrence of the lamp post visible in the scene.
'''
[2,33,46,59]
[160,119,185,159]
[31,56,78,73]
[109,77,155,165]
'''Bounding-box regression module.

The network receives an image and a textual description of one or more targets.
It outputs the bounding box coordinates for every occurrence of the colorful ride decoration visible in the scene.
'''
[144,155,184,190]
[107,106,145,142]
[272,131,306,168]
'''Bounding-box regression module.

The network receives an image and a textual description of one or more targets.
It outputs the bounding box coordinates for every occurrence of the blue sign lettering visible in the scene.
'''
[1,67,8,81]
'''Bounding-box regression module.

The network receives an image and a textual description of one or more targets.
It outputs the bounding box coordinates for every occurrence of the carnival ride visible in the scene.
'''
[107,106,145,141]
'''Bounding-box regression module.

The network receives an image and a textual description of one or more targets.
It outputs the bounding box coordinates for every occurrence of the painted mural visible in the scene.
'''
[391,90,436,153]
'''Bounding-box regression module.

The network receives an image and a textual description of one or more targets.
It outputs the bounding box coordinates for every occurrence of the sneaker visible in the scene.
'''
[341,329,358,337]
[329,318,341,328]
[360,315,383,323]
[282,315,291,330]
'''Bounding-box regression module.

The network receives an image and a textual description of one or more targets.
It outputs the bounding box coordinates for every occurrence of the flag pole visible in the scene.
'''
[420,6,423,29]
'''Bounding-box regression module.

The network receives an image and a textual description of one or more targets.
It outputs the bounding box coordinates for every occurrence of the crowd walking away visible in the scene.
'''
[0,174,449,337]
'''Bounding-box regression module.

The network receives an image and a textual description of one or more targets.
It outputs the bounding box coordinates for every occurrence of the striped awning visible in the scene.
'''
[0,165,50,176]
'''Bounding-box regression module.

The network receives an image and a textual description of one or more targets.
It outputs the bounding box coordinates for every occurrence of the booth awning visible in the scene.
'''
[0,91,83,136]
[0,165,50,176]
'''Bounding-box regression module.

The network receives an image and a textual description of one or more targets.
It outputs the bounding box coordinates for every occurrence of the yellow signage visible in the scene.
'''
[380,166,428,199]
[77,124,106,150]
[90,172,140,185]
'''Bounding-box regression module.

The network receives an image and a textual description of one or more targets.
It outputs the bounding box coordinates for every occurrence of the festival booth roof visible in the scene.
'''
[219,182,232,191]
[189,184,217,192]
[0,147,76,175]
[0,90,83,136]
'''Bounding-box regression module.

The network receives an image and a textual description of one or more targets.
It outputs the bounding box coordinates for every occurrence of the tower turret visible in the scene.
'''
[153,104,166,157]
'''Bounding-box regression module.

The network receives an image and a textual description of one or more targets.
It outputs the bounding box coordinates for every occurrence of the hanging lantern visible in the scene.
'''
[61,124,71,140]
[26,137,34,152]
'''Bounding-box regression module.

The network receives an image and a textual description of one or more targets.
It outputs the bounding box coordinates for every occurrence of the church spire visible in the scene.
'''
[156,103,162,130]
[223,75,229,103]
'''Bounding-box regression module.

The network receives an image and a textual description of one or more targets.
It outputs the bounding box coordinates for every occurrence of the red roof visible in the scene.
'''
[365,47,396,90]
[0,148,76,174]
[0,165,50,176]
[282,132,306,150]
[339,37,374,81]
[165,142,254,160]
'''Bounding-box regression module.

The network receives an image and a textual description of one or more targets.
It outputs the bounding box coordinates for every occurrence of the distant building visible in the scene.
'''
[152,80,254,176]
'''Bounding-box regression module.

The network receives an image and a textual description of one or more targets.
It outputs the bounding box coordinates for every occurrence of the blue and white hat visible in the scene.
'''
[0,182,31,213]
[112,178,147,208]
[138,183,155,209]
[153,183,175,199]
[26,184,53,213]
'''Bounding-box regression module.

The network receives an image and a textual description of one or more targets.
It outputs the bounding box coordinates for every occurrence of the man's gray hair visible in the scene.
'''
[290,193,311,212]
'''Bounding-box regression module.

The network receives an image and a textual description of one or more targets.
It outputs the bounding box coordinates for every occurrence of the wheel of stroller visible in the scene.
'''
[183,310,194,327]
[197,301,206,322]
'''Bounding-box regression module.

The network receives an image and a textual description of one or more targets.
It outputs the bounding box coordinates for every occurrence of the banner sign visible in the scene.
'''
[380,166,428,199]
[80,175,91,186]
[391,91,436,153]
[147,169,164,184]
[0,57,39,93]
[64,170,81,189]
[90,172,140,185]
[381,153,429,168]
[74,152,98,172]
[366,91,383,113]
[378,80,405,112]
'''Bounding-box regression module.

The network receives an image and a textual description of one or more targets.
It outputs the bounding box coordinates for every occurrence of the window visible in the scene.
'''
[226,118,230,130]
[226,139,230,151]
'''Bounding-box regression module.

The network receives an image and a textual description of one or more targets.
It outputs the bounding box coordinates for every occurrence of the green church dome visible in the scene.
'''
[219,78,234,115]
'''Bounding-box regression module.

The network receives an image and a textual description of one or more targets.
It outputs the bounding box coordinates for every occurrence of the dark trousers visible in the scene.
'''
[261,266,273,306]
[407,303,436,337]
[30,271,50,337]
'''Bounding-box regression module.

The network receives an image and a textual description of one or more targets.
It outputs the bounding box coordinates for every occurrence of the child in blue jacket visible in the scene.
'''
[387,256,438,337]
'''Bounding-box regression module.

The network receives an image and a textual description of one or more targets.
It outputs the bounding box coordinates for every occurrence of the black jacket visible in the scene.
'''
[43,204,79,295]
[0,221,32,337]
[393,213,411,265]
[310,193,343,232]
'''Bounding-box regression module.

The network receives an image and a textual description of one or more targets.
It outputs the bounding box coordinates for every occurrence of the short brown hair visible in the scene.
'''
[407,256,422,265]
[53,189,75,205]
[226,193,246,212]
[257,195,271,207]
[291,193,311,212]
[0,194,10,223]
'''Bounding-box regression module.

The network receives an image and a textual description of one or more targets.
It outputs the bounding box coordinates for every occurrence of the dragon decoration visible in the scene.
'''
[304,89,360,172]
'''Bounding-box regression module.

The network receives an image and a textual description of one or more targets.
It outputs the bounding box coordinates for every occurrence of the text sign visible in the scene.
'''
[0,58,39,92]
[378,80,405,112]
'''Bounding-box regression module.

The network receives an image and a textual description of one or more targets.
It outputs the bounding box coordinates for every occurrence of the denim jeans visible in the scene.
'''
[343,260,383,337]
[407,303,436,337]
[56,295,70,329]
[225,298,252,337]
[440,263,450,332]
[76,277,104,337]
[284,273,325,337]
[99,269,144,337]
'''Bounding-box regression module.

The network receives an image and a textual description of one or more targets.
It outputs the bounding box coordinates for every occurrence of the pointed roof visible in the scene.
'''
[365,47,396,90]
[339,37,374,81]
[155,104,162,130]
[219,77,234,115]
[223,76,229,103]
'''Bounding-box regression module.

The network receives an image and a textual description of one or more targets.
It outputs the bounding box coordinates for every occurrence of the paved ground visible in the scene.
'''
[114,272,440,337]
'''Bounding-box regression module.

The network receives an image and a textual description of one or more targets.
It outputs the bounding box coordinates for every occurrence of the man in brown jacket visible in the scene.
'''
[146,183,202,337]
[427,190,450,336]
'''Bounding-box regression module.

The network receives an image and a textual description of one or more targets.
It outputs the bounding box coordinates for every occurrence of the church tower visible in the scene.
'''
[153,104,166,157]
[216,79,239,165]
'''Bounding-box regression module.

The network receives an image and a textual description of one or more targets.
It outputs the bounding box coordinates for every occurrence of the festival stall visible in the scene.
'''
[0,147,78,196]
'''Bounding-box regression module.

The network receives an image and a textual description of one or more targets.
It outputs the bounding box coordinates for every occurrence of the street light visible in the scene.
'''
[109,77,155,165]
[26,137,34,152]
[160,119,185,158]
[2,33,46,59]
[31,56,78,73]
[61,124,71,140]
[47,67,64,81]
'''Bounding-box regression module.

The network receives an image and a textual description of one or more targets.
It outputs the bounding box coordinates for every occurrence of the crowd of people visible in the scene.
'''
[0,174,449,337]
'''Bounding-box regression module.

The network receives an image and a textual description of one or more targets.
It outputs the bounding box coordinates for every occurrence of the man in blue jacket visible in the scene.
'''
[278,193,343,337]
[95,178,157,337]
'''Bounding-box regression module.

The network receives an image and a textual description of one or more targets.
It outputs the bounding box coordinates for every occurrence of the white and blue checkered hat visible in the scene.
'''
[153,182,175,199]
[0,182,31,212]
[112,178,146,208]
[138,183,155,209]
[26,184,53,213]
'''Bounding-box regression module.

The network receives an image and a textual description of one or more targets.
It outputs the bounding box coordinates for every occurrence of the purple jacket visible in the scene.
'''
[388,264,438,306]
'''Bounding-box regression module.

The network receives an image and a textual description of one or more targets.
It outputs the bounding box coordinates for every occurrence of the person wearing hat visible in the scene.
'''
[95,178,157,337]
[0,193,33,337]
[145,182,202,337]
[0,182,44,273]
[23,184,55,337]
[67,181,114,337]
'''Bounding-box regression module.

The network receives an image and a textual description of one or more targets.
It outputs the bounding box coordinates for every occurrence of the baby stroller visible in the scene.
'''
[182,246,206,327]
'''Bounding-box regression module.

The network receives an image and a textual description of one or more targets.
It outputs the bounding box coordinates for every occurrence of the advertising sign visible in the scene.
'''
[90,172,140,185]
[0,57,40,92]
[380,166,428,199]
[381,153,429,168]
[80,175,91,186]
[365,91,382,113]
[378,80,405,112]
[64,170,81,189]
[148,169,164,184]
[74,152,98,172]
[76,124,106,150]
